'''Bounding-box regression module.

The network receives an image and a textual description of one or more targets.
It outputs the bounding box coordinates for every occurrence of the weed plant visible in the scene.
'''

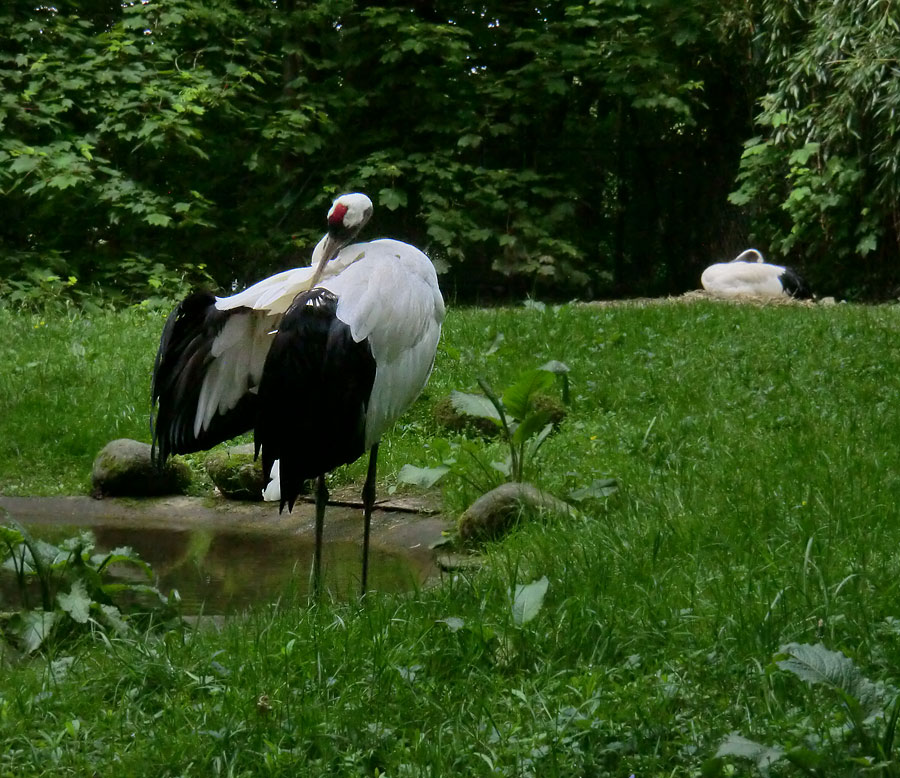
[1,299,900,775]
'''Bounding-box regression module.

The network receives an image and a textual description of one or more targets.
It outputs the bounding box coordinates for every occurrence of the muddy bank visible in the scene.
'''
[0,492,448,550]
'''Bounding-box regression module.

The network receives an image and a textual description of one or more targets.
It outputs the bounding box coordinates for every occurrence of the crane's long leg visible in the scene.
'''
[360,443,379,597]
[313,474,328,598]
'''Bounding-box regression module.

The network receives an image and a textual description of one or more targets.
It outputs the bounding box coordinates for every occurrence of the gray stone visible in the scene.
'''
[92,438,192,498]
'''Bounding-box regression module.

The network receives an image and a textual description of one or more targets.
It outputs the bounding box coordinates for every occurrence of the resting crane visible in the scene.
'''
[701,248,812,299]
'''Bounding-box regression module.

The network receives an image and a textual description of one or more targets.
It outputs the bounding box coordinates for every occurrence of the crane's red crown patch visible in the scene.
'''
[328,202,349,226]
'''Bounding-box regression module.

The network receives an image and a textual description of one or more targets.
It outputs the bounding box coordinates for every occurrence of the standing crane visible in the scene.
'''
[701,248,812,299]
[151,193,445,595]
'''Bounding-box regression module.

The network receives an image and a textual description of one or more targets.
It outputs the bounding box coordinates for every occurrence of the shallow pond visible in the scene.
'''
[0,496,446,614]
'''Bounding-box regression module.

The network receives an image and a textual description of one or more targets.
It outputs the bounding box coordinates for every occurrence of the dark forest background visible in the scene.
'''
[2,0,898,305]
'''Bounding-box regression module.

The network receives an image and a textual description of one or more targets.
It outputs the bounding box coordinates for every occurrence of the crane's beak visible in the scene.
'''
[307,233,343,290]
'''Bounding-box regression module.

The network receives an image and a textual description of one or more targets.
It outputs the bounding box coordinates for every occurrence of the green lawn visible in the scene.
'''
[2,298,900,776]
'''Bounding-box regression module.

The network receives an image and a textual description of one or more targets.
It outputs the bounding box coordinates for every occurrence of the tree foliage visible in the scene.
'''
[5,0,892,304]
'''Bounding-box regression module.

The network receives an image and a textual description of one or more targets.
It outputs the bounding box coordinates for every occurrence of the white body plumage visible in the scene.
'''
[152,191,443,487]
[209,236,443,451]
[700,248,811,299]
[151,192,444,594]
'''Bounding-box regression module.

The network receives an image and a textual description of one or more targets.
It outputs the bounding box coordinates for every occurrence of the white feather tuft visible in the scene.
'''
[262,459,281,502]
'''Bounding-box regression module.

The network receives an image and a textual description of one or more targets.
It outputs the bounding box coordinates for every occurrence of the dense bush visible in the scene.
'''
[0,0,756,303]
[1,0,895,303]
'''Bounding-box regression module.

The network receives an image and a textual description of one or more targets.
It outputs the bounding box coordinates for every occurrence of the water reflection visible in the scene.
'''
[5,524,429,614]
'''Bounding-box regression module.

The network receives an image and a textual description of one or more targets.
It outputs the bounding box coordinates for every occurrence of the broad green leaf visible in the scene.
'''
[396,464,449,488]
[545,76,567,95]
[785,747,824,771]
[857,234,877,255]
[379,188,407,211]
[9,155,39,174]
[727,190,752,206]
[122,14,149,29]
[785,185,811,204]
[50,656,75,680]
[715,733,785,771]
[568,478,619,502]
[58,579,91,624]
[20,538,63,572]
[0,523,25,546]
[457,133,482,148]
[12,610,58,653]
[511,576,549,626]
[427,223,454,246]
[739,140,770,158]
[102,583,167,604]
[485,332,505,355]
[526,422,554,458]
[502,370,554,420]
[539,360,570,375]
[776,642,882,717]
[491,458,511,476]
[511,411,553,446]
[450,391,502,422]
[92,547,153,579]
[770,110,789,128]
[788,142,820,165]
[97,604,130,635]
[48,173,80,190]
[145,213,172,227]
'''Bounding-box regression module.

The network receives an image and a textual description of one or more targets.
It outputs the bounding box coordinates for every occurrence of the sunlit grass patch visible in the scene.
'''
[2,299,900,775]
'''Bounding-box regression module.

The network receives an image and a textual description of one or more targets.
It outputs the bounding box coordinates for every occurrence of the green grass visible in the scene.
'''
[2,298,900,775]
[0,307,162,495]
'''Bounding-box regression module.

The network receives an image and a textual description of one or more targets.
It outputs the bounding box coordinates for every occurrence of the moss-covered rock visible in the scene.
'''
[432,395,500,437]
[91,438,192,498]
[531,393,567,428]
[457,482,577,543]
[204,445,266,501]
[433,393,567,437]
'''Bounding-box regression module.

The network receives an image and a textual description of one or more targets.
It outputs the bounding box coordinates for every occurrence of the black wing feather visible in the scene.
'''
[151,291,258,462]
[778,267,812,299]
[256,288,376,512]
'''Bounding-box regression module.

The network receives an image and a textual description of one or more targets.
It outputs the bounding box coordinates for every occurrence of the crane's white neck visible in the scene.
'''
[733,248,764,263]
[310,235,329,268]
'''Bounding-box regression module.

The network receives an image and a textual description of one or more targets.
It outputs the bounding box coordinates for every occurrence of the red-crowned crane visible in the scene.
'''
[151,192,445,596]
[700,248,812,299]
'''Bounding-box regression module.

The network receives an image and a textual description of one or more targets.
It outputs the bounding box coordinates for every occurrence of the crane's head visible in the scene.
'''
[309,193,374,288]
